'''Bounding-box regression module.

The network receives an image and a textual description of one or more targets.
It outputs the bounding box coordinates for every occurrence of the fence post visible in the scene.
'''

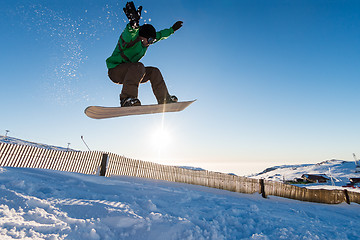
[260,179,266,198]
[100,153,108,176]
[344,189,350,204]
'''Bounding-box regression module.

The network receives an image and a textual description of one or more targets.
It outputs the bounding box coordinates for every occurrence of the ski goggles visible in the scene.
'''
[147,37,155,45]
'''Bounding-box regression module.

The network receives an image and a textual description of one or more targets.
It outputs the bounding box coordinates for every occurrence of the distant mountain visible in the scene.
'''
[179,166,206,171]
[0,135,78,152]
[249,159,360,191]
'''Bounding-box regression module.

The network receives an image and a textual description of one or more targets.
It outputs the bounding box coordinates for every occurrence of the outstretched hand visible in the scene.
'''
[123,1,142,28]
[172,21,183,32]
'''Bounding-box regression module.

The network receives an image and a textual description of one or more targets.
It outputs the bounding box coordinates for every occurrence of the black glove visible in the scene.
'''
[172,21,183,32]
[123,1,142,29]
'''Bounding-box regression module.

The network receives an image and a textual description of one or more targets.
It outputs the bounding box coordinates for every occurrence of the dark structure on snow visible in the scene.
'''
[301,174,329,183]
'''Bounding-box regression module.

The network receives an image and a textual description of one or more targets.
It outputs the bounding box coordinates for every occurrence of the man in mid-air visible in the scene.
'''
[106,1,183,107]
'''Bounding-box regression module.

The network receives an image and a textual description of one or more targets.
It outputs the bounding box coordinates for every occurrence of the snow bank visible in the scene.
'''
[250,160,360,192]
[0,167,359,239]
[0,136,76,152]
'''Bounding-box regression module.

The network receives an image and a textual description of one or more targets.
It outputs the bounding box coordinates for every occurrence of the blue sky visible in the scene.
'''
[1,0,360,175]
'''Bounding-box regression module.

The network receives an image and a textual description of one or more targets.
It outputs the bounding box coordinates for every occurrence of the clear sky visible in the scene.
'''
[1,0,360,175]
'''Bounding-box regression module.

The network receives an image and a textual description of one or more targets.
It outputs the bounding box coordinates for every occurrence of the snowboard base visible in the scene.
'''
[85,100,195,119]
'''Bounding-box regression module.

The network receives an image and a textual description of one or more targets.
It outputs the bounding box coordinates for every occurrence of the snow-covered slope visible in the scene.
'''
[0,135,77,152]
[249,160,360,191]
[0,167,359,240]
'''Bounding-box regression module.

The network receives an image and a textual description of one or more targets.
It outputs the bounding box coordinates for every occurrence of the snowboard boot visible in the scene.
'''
[168,95,178,103]
[121,97,141,107]
[159,95,178,104]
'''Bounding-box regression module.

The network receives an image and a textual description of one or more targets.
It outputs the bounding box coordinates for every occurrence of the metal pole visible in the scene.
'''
[81,136,91,151]
[353,153,360,172]
[353,153,358,164]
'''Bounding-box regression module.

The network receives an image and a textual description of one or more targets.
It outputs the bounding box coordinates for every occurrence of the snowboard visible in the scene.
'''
[85,100,195,119]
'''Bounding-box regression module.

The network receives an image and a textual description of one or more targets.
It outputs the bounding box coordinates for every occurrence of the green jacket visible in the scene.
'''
[106,24,174,69]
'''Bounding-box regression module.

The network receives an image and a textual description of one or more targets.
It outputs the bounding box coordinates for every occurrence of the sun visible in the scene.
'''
[151,126,171,147]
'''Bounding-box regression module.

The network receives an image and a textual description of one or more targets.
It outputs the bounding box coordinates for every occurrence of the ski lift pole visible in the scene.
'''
[353,153,358,165]
[81,136,91,151]
[354,153,360,172]
[328,167,335,186]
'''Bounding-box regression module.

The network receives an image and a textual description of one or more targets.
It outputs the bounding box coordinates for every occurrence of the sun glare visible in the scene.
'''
[151,127,171,147]
[149,113,175,161]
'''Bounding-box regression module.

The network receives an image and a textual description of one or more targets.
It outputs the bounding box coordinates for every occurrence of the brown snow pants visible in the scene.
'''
[108,62,170,104]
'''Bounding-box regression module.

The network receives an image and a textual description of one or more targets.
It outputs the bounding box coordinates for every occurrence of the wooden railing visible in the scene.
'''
[1,142,359,204]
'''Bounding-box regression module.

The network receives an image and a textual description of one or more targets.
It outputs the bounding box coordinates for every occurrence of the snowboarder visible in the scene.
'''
[106,1,183,107]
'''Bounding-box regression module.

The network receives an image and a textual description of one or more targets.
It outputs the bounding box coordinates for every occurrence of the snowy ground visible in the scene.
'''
[0,167,359,240]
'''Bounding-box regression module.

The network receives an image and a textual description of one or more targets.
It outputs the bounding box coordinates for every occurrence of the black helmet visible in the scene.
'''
[139,24,156,39]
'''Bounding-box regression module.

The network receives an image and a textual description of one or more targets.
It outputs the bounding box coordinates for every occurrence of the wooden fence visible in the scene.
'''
[1,142,359,205]
[0,142,103,174]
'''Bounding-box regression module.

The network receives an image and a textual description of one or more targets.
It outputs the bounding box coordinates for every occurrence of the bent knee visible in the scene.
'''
[145,66,162,76]
[130,62,145,72]
[146,66,159,71]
